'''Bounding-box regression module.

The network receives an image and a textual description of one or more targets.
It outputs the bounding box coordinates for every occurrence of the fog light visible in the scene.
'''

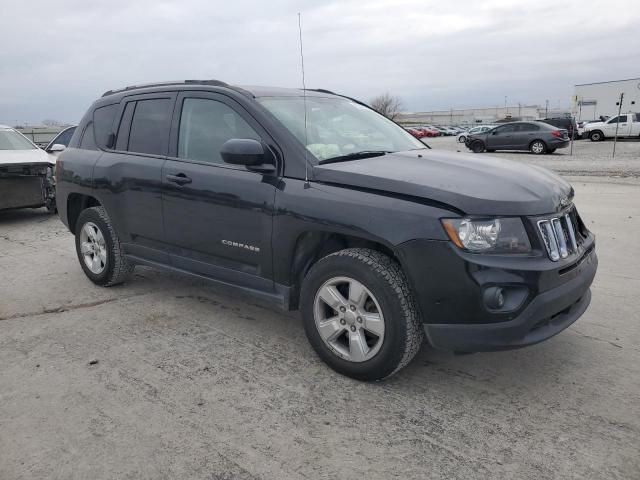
[484,287,505,309]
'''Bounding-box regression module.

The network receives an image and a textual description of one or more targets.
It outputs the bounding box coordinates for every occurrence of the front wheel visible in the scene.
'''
[589,131,604,142]
[471,140,485,153]
[75,206,133,286]
[458,135,466,143]
[530,140,547,154]
[300,248,423,381]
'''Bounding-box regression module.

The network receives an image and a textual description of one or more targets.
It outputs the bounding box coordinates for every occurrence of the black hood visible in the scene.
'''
[312,149,573,216]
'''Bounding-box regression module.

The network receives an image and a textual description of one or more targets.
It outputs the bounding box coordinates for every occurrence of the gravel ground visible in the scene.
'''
[425,136,640,177]
[1,176,639,479]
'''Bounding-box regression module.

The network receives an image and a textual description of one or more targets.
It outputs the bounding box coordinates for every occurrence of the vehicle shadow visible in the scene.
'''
[0,207,53,226]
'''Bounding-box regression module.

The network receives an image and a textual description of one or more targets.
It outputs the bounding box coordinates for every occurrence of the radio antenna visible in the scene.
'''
[298,12,309,184]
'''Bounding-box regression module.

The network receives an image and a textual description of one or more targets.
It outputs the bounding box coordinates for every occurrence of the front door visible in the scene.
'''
[161,92,277,291]
[486,123,518,149]
[604,115,630,137]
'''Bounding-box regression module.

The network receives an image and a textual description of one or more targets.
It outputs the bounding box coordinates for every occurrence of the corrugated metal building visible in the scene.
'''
[573,78,640,122]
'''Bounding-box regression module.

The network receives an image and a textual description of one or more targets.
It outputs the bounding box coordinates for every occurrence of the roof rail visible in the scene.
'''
[307,88,370,108]
[101,79,229,97]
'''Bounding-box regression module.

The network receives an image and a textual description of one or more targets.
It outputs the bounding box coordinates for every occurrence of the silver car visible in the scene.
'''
[457,125,495,143]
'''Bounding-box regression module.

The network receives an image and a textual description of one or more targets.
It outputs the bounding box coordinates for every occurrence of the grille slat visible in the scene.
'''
[538,208,581,261]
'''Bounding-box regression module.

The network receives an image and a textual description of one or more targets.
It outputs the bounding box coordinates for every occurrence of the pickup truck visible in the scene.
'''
[55,80,598,381]
[583,113,640,141]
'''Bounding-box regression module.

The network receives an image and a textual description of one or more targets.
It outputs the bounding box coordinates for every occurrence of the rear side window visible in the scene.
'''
[177,98,260,164]
[93,104,118,149]
[50,127,76,147]
[127,99,172,155]
[518,123,540,132]
[609,115,627,123]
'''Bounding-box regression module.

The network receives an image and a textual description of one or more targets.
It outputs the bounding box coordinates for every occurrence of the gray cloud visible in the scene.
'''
[1,0,639,124]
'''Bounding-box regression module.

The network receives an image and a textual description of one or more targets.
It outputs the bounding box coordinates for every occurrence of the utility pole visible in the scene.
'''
[545,99,549,118]
[613,92,624,158]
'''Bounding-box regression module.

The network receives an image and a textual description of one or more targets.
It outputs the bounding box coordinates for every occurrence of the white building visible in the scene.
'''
[398,105,569,126]
[573,78,640,122]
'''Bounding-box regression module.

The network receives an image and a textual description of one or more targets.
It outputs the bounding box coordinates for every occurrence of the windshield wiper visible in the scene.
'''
[318,150,391,165]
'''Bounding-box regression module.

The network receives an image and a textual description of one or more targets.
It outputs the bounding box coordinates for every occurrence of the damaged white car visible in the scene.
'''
[0,125,57,212]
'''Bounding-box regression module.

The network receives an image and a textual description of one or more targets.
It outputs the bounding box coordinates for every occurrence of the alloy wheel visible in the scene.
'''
[313,276,385,363]
[79,221,107,274]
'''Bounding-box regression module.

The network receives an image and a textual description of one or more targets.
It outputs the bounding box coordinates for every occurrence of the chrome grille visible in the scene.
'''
[538,211,579,261]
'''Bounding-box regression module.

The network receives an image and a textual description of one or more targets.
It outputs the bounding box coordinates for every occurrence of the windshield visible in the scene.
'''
[0,129,37,150]
[257,96,425,161]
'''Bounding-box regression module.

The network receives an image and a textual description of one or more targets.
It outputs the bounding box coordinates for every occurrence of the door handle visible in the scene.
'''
[166,173,192,185]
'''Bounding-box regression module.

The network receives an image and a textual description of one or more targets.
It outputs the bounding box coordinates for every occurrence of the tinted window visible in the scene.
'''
[80,122,97,149]
[93,104,118,149]
[635,114,640,122]
[609,115,628,124]
[116,102,136,151]
[178,98,260,164]
[517,123,540,132]
[495,124,517,133]
[128,99,172,155]
[50,127,76,148]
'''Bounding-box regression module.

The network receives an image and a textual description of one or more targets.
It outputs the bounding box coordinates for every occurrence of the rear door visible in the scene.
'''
[92,93,176,263]
[161,91,278,291]
[514,123,541,148]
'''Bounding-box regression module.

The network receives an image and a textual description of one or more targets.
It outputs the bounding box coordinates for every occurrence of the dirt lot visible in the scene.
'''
[427,136,640,177]
[1,175,639,479]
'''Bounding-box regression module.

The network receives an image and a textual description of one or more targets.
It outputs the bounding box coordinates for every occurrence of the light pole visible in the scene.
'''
[545,99,549,118]
[613,93,624,158]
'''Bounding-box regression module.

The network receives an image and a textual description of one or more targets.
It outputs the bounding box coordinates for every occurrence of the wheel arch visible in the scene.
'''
[287,231,402,310]
[67,193,102,234]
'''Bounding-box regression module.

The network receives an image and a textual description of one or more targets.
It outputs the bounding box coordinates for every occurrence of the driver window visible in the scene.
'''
[178,98,260,164]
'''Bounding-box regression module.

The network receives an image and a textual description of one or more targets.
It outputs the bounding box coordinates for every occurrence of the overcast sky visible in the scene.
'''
[1,0,639,124]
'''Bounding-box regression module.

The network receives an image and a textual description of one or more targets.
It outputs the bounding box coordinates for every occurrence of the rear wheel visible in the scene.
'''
[75,206,133,286]
[530,140,546,154]
[589,131,604,142]
[300,248,423,381]
[471,140,485,153]
[458,135,466,143]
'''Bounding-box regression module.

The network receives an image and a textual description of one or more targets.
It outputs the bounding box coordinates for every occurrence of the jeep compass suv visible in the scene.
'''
[56,80,597,381]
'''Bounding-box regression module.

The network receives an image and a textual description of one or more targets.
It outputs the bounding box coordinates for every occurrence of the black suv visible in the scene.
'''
[56,80,597,381]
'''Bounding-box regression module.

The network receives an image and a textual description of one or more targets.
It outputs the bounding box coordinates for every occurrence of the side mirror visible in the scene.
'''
[48,143,66,153]
[220,138,275,174]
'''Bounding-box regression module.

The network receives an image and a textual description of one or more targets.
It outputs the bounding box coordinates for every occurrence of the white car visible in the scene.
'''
[0,125,57,211]
[457,125,496,143]
[583,113,640,141]
[44,125,76,160]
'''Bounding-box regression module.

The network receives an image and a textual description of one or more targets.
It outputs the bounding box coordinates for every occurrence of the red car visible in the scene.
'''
[405,127,428,139]
[417,126,440,137]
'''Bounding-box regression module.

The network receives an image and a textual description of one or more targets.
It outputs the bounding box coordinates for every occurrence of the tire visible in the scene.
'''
[458,135,466,143]
[589,131,603,142]
[529,140,546,154]
[300,248,423,381]
[75,206,133,286]
[546,148,556,154]
[471,140,485,153]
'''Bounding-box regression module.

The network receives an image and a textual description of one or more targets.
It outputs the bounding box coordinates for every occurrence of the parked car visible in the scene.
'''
[45,125,77,159]
[405,127,428,139]
[0,125,56,211]
[416,126,440,137]
[56,80,597,381]
[457,125,495,143]
[466,121,569,154]
[540,117,577,139]
[576,120,600,139]
[582,113,640,141]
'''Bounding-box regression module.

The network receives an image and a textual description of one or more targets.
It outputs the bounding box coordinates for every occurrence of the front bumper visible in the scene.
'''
[396,233,597,352]
[424,247,596,351]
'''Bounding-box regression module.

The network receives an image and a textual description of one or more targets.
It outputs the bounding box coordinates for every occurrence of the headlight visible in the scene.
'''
[441,218,531,253]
